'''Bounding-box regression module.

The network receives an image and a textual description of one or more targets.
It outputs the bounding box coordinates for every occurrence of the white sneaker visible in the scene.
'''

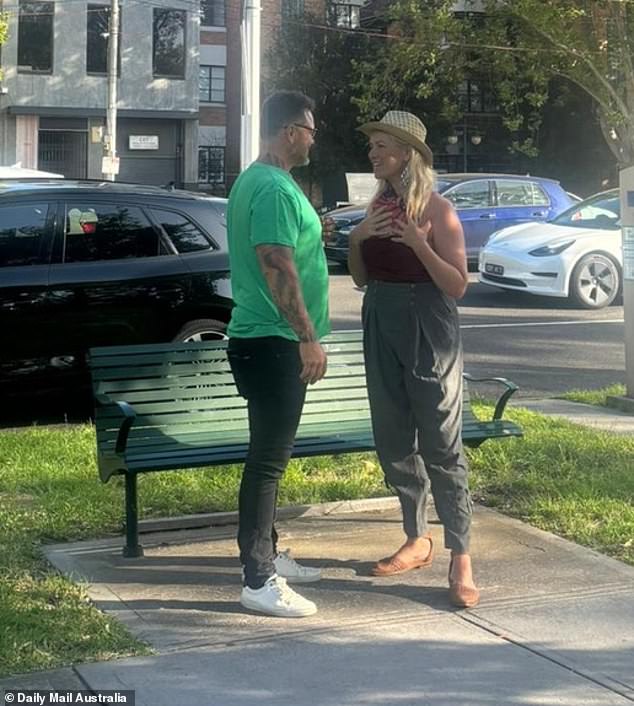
[274,549,322,583]
[240,575,317,617]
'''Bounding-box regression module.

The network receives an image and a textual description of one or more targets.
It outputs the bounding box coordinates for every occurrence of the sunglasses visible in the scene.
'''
[290,123,318,138]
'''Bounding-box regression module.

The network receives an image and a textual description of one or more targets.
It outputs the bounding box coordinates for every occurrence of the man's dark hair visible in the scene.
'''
[261,90,315,140]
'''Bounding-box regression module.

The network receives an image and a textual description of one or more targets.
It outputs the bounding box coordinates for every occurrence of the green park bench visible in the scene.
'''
[89,330,523,557]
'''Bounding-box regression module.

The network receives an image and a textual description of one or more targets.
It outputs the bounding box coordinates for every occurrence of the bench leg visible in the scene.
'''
[123,472,144,558]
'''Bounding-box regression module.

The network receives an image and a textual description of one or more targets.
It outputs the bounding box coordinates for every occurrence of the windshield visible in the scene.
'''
[435,179,452,192]
[552,192,620,230]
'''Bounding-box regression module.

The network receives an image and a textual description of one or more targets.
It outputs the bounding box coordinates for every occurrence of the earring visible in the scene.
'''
[400,162,411,189]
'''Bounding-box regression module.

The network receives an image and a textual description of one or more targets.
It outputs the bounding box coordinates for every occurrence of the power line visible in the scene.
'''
[276,16,615,58]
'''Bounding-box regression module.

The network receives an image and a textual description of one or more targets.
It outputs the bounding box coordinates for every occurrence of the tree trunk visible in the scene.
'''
[598,109,634,167]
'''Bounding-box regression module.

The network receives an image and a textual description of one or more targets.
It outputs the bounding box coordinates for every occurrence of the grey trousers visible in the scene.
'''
[362,280,472,553]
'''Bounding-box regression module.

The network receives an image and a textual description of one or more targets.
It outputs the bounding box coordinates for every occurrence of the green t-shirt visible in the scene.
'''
[227,162,330,341]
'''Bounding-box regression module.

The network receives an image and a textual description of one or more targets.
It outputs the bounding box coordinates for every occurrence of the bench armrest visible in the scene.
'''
[95,392,137,454]
[463,373,519,421]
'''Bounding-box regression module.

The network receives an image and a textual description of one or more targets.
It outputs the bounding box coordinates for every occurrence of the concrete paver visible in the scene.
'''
[36,504,634,705]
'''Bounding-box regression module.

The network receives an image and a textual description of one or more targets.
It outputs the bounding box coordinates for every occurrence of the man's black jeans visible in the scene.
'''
[227,336,307,589]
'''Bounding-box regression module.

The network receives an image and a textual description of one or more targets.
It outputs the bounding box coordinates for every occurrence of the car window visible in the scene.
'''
[443,181,491,209]
[495,179,550,207]
[552,193,620,230]
[63,203,160,262]
[0,203,51,267]
[151,208,212,253]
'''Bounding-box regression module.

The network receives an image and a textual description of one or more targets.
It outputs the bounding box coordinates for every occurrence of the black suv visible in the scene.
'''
[0,180,232,415]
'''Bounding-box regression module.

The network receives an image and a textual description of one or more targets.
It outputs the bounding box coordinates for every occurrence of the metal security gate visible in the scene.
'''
[38,130,88,178]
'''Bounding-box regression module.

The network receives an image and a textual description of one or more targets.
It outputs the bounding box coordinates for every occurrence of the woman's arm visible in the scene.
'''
[392,198,468,299]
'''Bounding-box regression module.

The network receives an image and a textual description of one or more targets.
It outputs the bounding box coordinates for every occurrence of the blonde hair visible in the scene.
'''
[371,139,435,222]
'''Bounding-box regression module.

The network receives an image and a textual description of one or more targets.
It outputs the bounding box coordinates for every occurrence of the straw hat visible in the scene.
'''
[358,111,433,165]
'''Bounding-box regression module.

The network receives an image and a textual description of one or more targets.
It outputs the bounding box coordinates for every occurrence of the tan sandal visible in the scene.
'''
[371,534,434,576]
[448,556,480,608]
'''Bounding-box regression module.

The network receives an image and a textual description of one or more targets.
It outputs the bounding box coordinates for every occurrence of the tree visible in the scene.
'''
[354,1,634,167]
[265,14,375,203]
[484,1,634,166]
[353,1,552,161]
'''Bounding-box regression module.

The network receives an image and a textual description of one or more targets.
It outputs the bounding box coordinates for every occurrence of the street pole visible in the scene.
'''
[103,0,120,181]
[240,0,261,171]
[620,167,634,401]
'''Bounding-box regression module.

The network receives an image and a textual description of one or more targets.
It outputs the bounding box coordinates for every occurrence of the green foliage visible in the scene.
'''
[0,12,7,82]
[0,13,7,46]
[353,0,634,165]
[560,383,627,407]
[265,15,375,182]
[483,0,634,164]
[352,0,551,159]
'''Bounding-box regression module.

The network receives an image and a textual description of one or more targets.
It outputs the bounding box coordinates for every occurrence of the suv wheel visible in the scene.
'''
[173,319,228,342]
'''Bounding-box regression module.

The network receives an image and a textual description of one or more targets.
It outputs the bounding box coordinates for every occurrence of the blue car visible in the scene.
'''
[324,173,576,268]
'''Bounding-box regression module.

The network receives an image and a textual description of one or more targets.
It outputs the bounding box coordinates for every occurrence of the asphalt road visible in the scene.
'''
[328,269,625,399]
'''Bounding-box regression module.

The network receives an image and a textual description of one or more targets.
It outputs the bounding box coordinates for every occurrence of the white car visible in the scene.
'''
[479,189,621,309]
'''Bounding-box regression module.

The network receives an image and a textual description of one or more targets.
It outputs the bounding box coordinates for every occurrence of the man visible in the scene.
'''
[226,91,330,618]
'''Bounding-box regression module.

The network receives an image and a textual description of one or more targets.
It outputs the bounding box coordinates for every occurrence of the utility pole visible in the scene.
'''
[240,0,261,171]
[103,0,120,180]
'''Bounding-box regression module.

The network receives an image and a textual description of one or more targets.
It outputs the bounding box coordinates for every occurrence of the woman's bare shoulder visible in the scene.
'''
[427,191,453,213]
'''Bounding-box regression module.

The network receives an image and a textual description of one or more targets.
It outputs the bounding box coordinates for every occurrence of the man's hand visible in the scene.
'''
[321,216,336,245]
[299,341,327,384]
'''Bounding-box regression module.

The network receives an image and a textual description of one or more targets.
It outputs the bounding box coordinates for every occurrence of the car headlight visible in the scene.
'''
[528,239,575,257]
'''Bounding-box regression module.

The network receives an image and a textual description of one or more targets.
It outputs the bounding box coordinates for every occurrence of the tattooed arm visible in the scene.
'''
[256,244,315,341]
[256,244,327,383]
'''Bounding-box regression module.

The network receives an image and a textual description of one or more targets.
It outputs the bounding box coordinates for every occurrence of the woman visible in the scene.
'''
[348,111,479,608]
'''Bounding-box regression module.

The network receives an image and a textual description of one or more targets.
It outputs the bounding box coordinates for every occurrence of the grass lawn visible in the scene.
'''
[1,404,633,677]
[560,383,626,407]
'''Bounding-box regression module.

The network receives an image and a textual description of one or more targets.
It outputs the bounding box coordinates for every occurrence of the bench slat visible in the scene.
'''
[90,338,523,486]
[89,331,365,362]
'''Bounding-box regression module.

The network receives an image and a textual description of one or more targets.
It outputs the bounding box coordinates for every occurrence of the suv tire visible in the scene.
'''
[173,319,228,343]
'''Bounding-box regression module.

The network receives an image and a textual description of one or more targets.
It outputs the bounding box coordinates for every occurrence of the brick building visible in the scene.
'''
[197,0,365,194]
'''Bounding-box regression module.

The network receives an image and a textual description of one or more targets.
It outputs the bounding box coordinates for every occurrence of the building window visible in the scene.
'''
[281,0,304,21]
[153,8,186,78]
[87,5,121,74]
[18,1,54,73]
[200,0,225,27]
[328,2,360,29]
[458,80,497,114]
[198,146,225,184]
[199,65,225,103]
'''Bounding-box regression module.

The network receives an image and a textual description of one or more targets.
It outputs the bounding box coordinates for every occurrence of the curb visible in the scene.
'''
[138,495,400,535]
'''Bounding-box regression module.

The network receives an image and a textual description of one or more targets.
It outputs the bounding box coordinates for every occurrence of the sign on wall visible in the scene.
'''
[129,135,159,150]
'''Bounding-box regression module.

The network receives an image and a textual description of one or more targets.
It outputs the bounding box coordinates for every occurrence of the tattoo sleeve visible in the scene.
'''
[256,244,316,342]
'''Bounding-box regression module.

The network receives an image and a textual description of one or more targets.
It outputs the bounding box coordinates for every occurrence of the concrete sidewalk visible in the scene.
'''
[1,398,633,705]
[1,502,631,706]
[512,397,634,435]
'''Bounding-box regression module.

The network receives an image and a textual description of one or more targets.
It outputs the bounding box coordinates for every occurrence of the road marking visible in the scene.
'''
[461,319,624,329]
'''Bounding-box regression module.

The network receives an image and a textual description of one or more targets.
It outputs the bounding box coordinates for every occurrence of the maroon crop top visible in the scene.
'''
[361,189,459,283]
